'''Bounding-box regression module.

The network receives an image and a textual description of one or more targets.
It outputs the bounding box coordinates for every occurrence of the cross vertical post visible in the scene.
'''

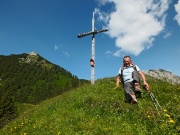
[77,12,108,84]
[91,12,95,84]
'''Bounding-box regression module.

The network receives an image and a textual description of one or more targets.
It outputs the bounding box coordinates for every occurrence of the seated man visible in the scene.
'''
[115,56,149,104]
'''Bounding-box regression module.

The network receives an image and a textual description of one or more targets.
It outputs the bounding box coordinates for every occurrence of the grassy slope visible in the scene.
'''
[0,78,180,135]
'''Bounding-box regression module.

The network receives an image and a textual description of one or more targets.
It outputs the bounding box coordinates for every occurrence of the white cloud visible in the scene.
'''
[54,44,69,57]
[94,8,110,24]
[54,44,63,51]
[174,0,180,25]
[105,51,112,54]
[105,50,113,57]
[54,44,59,51]
[96,0,171,56]
[163,31,171,38]
[63,52,70,57]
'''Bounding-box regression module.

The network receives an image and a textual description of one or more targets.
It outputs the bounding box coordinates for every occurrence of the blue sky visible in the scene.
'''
[0,0,180,80]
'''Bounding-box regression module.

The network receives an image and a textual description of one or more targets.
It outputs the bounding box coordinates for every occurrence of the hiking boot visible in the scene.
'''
[134,83,141,92]
[131,100,137,104]
[125,93,132,103]
[130,94,137,102]
[135,91,142,98]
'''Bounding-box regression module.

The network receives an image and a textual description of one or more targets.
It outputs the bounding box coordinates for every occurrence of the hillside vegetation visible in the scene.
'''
[0,52,89,128]
[0,52,88,104]
[1,77,179,135]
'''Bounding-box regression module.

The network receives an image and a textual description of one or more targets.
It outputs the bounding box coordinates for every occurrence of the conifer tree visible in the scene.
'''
[0,91,18,128]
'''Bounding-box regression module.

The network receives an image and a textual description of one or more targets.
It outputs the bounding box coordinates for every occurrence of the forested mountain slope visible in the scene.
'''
[0,52,89,104]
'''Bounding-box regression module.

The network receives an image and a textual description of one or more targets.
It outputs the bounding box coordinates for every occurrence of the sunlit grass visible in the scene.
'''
[0,78,179,135]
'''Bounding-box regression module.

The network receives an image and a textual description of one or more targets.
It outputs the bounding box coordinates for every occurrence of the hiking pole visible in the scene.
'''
[145,85,162,117]
[149,92,162,116]
[150,92,162,110]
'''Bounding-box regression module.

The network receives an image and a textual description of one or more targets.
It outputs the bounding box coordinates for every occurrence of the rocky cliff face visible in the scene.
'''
[143,69,180,85]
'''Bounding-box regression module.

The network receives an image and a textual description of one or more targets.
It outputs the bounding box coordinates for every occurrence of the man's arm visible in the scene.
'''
[138,71,148,85]
[115,74,121,88]
[138,71,150,93]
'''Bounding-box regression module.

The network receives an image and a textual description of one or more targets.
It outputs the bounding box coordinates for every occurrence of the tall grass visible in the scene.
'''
[0,78,179,135]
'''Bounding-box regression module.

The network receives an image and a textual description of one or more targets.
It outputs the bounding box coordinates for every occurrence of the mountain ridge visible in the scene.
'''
[143,68,180,85]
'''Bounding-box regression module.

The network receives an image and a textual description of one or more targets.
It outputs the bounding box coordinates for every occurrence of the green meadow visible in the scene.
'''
[0,77,179,135]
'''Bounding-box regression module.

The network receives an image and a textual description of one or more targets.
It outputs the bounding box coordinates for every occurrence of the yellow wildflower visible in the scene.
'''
[165,114,170,118]
[148,115,150,118]
[169,119,174,123]
[163,109,167,112]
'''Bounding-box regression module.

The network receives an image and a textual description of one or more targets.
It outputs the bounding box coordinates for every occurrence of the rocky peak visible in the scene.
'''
[28,52,37,56]
[143,68,180,85]
[19,52,39,64]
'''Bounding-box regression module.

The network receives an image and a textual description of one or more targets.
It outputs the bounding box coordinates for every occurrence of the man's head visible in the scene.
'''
[123,56,131,67]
